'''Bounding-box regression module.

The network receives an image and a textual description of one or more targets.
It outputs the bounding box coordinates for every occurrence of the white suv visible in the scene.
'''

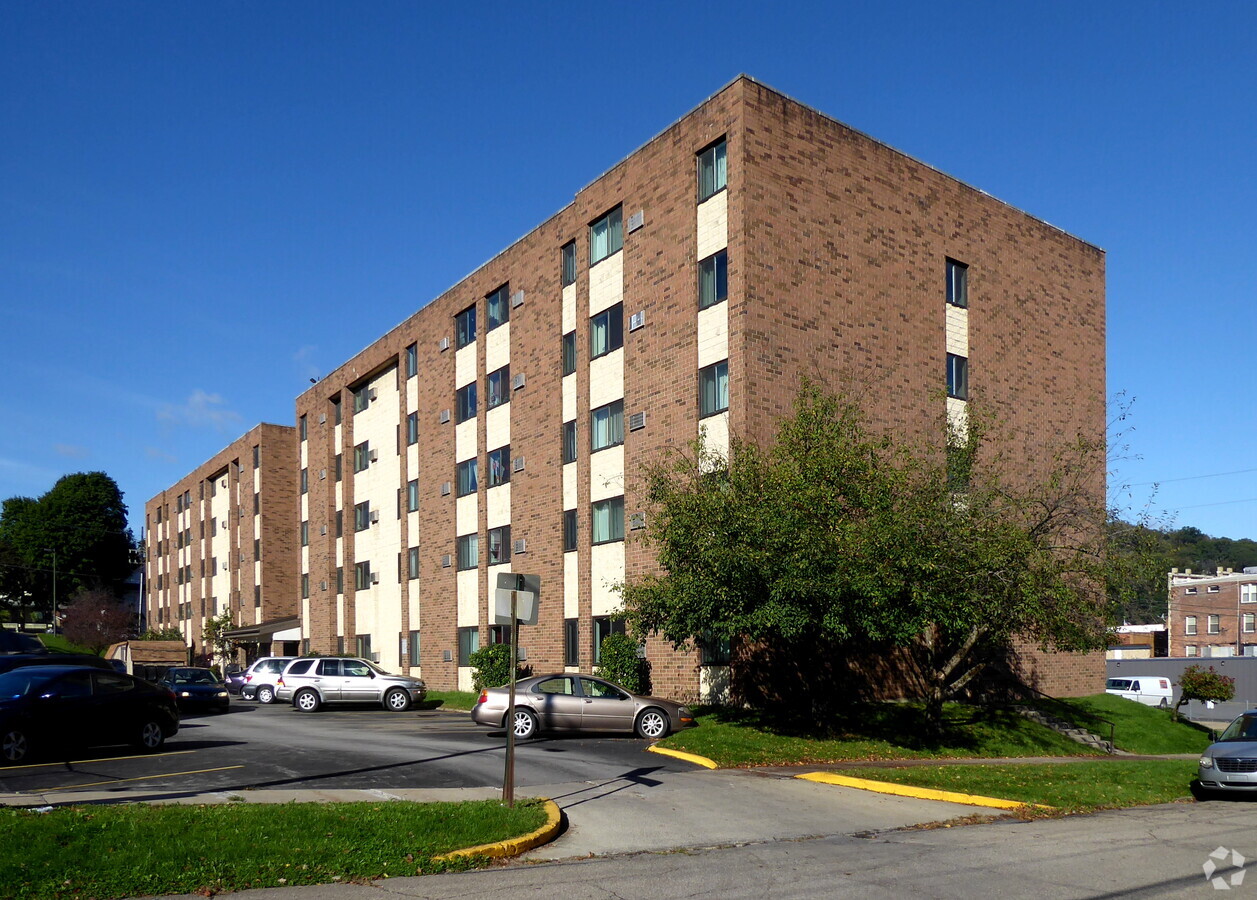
[275,657,427,712]
[240,657,295,704]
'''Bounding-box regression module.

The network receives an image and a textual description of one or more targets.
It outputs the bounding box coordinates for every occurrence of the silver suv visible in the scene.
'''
[275,657,427,712]
[240,657,296,704]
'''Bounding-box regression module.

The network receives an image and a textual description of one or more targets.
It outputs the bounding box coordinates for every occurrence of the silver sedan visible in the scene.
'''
[471,673,696,740]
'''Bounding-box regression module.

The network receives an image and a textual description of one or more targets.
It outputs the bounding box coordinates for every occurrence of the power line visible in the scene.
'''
[1128,467,1257,487]
[1176,497,1257,511]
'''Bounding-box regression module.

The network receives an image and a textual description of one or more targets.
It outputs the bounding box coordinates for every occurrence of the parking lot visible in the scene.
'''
[0,699,696,797]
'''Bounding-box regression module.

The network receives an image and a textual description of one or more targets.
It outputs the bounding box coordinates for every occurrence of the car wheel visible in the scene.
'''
[257,685,276,705]
[635,708,669,740]
[1,728,30,764]
[512,708,538,740]
[384,688,411,712]
[294,689,321,713]
[135,720,165,752]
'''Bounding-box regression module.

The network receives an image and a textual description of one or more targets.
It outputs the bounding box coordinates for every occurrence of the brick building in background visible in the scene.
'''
[289,75,1106,700]
[143,423,299,659]
[1168,568,1257,658]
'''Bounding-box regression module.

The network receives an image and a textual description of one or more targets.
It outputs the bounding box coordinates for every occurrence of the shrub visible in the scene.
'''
[1176,664,1236,718]
[469,643,524,691]
[595,633,649,694]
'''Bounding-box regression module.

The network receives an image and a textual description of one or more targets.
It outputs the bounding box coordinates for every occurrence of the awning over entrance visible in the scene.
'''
[222,616,301,644]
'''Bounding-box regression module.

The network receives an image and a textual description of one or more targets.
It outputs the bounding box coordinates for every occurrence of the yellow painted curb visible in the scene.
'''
[434,799,562,861]
[797,772,1048,810]
[647,745,719,769]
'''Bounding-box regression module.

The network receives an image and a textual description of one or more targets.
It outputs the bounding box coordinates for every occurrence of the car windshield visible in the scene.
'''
[169,669,219,684]
[363,659,391,676]
[1218,714,1257,742]
[0,669,58,699]
[1106,679,1133,690]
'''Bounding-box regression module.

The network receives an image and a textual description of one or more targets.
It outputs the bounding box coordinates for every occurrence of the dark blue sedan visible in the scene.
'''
[157,668,231,713]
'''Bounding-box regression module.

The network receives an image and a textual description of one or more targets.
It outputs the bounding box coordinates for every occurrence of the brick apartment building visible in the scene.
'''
[144,76,1106,700]
[1167,568,1257,658]
[143,423,299,659]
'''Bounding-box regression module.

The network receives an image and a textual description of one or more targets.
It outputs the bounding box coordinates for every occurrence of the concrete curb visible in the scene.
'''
[796,772,1045,810]
[434,799,563,861]
[647,745,719,769]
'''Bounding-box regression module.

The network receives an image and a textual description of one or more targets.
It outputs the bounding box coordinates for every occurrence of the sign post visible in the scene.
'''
[495,573,539,808]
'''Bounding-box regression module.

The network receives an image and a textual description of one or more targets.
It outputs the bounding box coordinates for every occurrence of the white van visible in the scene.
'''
[1106,675,1174,708]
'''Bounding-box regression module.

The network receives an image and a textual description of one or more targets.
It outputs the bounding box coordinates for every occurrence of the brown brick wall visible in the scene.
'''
[1168,579,1257,657]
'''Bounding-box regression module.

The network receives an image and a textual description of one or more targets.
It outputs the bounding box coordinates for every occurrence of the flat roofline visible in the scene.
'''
[146,421,293,506]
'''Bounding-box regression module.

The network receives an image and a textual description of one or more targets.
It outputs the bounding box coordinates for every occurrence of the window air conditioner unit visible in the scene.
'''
[511,372,526,390]
[371,651,381,662]
[368,388,377,401]
[439,336,450,351]
[441,554,452,568]
[441,481,452,496]
[513,538,527,554]
[439,409,451,424]
[319,468,327,480]
[371,572,380,584]
[221,479,228,488]
[321,524,328,535]
[517,647,527,661]
[629,310,645,331]
[628,411,646,431]
[369,510,380,524]
[320,580,328,591]
[630,512,646,531]
[369,449,378,463]
[319,414,327,424]
[443,649,453,662]
[512,456,525,472]
[627,210,645,232]
[510,290,525,308]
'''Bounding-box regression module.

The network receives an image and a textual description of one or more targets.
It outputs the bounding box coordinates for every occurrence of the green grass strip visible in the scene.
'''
[421,690,479,711]
[1055,694,1213,755]
[830,760,1198,812]
[0,799,548,900]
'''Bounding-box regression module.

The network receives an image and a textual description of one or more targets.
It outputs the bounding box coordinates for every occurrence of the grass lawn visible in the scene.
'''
[657,703,1105,767]
[33,634,93,655]
[1056,694,1213,755]
[0,799,548,900]
[832,759,1199,812]
[422,690,479,711]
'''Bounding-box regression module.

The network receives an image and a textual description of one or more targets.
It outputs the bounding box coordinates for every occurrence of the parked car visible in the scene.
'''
[1105,675,1174,708]
[0,665,179,764]
[157,667,230,713]
[223,663,246,695]
[275,657,426,712]
[240,657,295,703]
[0,652,112,676]
[0,631,47,654]
[470,673,697,740]
[1197,709,1257,795]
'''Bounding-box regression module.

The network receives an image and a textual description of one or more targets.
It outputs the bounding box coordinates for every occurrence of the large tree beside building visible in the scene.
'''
[0,472,135,626]
[617,385,1129,730]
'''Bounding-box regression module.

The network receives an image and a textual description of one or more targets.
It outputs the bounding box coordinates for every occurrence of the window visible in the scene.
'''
[354,441,370,473]
[946,258,969,308]
[1185,587,1198,594]
[458,626,479,666]
[591,400,624,452]
[300,467,308,494]
[252,445,260,468]
[354,501,371,532]
[589,206,623,266]
[563,509,578,552]
[353,384,371,413]
[489,624,512,646]
[699,249,728,309]
[1208,585,1220,593]
[488,525,511,565]
[1185,616,1198,635]
[457,458,478,497]
[456,382,477,423]
[355,635,372,660]
[407,412,419,445]
[406,342,418,378]
[407,479,419,512]
[335,509,343,538]
[331,396,342,425]
[561,241,577,286]
[486,285,509,331]
[487,446,511,487]
[1186,644,1200,656]
[590,303,624,359]
[407,547,419,581]
[334,453,343,481]
[486,365,511,410]
[300,521,309,546]
[700,631,731,666]
[698,138,727,202]
[1242,584,1257,604]
[301,574,309,600]
[336,566,344,594]
[564,618,579,666]
[592,496,625,544]
[1245,613,1255,634]
[457,533,479,570]
[456,304,477,348]
[563,420,577,464]
[593,616,626,662]
[699,360,729,417]
[408,630,421,666]
[562,331,577,376]
[1208,615,1221,634]
[355,561,372,591]
[946,353,969,400]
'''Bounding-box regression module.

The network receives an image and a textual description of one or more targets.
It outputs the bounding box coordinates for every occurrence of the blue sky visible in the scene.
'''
[2,2,1254,540]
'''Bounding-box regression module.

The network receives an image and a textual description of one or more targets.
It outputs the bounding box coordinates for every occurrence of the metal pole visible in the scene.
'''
[51,549,57,635]
[503,589,518,807]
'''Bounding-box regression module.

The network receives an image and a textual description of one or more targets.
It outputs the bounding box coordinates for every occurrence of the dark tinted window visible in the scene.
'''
[534,677,576,696]
[58,670,94,699]
[94,672,134,695]
[317,659,342,677]
[286,659,315,676]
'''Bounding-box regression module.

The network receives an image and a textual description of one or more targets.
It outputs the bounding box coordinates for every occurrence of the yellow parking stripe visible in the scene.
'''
[41,765,244,792]
[1,750,196,771]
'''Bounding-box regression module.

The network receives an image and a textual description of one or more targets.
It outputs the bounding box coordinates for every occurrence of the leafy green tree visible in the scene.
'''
[1176,665,1235,720]
[468,642,524,691]
[137,627,184,641]
[201,612,235,659]
[60,589,134,655]
[595,632,649,694]
[618,384,1119,731]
